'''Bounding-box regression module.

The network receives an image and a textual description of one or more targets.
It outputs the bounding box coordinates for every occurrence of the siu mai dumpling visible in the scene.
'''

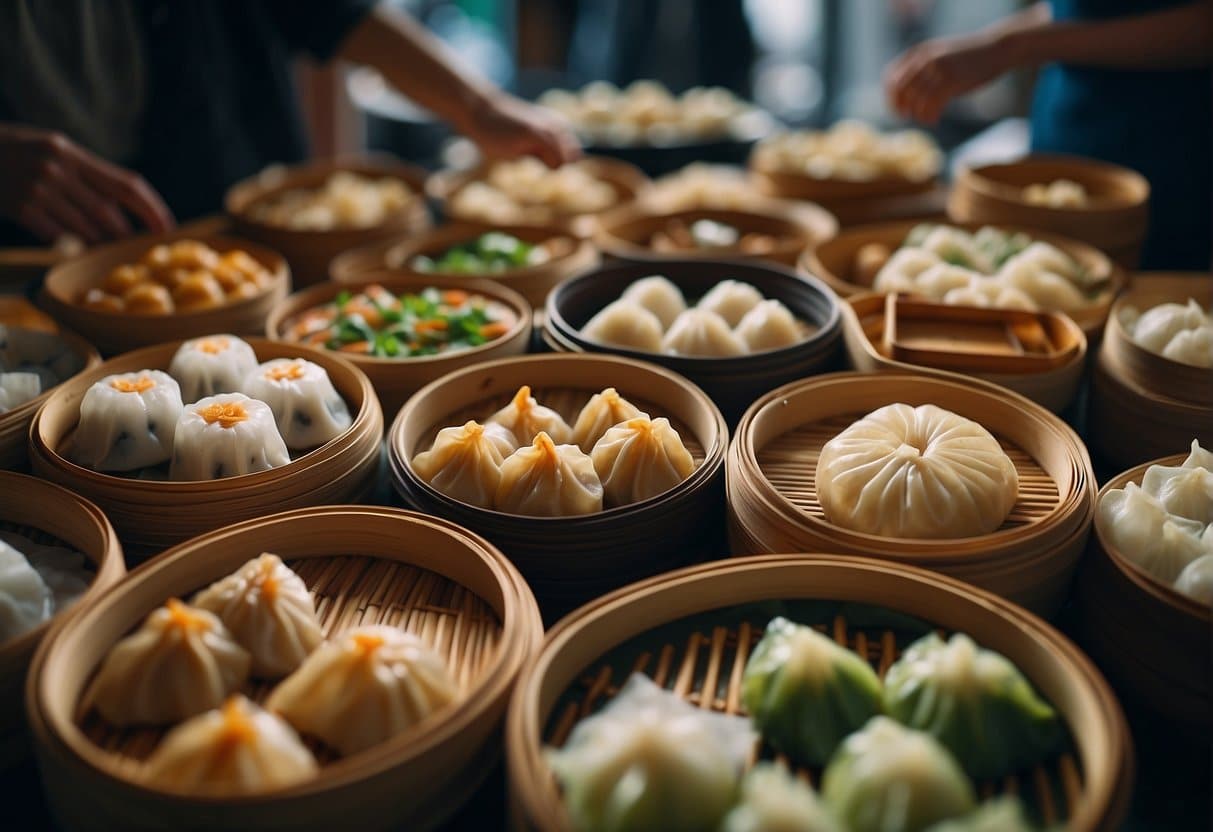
[621,275,687,329]
[241,358,352,450]
[142,696,318,794]
[192,553,323,678]
[266,625,457,756]
[169,334,259,402]
[496,432,603,516]
[662,309,746,357]
[71,370,183,472]
[697,280,763,327]
[590,416,694,506]
[582,300,665,352]
[487,385,572,445]
[570,387,646,452]
[411,420,518,507]
[169,393,291,481]
[84,599,250,725]
[735,299,802,353]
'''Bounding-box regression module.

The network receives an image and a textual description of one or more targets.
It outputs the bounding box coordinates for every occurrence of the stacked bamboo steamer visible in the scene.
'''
[1089,273,1213,471]
[28,338,383,560]
[727,371,1096,617]
[0,472,124,768]
[507,554,1132,832]
[27,506,542,831]
[388,353,728,619]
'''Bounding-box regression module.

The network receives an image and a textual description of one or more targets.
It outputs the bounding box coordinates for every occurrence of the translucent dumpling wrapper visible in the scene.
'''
[741,616,883,765]
[1174,554,1213,606]
[241,358,352,450]
[916,227,991,273]
[0,531,90,613]
[1184,439,1213,472]
[883,632,1063,778]
[1097,482,1207,583]
[495,432,603,516]
[488,385,572,446]
[1141,462,1213,525]
[621,275,687,330]
[821,716,976,832]
[168,335,259,402]
[84,599,250,725]
[545,673,755,832]
[169,393,291,481]
[662,308,746,357]
[0,540,52,642]
[1161,324,1213,367]
[1004,240,1088,285]
[697,279,763,327]
[71,370,183,472]
[720,762,843,832]
[411,420,518,507]
[0,371,41,413]
[873,248,942,292]
[570,387,646,452]
[914,264,983,300]
[998,256,1089,312]
[266,625,457,756]
[192,553,323,679]
[922,797,1037,832]
[0,324,82,386]
[582,300,665,353]
[815,403,1019,539]
[735,299,803,353]
[1127,298,1209,354]
[141,696,318,795]
[590,416,695,506]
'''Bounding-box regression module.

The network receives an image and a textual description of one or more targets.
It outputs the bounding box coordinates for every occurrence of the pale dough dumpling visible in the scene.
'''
[240,358,352,450]
[582,300,665,352]
[591,416,695,506]
[0,540,52,642]
[495,432,604,516]
[815,403,1019,538]
[735,299,802,353]
[662,308,746,357]
[697,280,763,327]
[169,393,291,481]
[169,335,258,402]
[570,387,646,452]
[488,385,572,446]
[71,370,183,472]
[621,275,687,329]
[411,420,517,507]
[1174,555,1213,606]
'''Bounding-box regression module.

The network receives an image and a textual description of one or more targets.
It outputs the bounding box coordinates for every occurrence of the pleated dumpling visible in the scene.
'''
[411,419,518,507]
[571,387,646,452]
[590,416,695,506]
[84,599,251,725]
[1185,438,1213,471]
[169,335,258,402]
[735,299,803,353]
[169,393,291,481]
[1097,482,1207,583]
[487,385,572,445]
[266,625,457,756]
[662,308,746,357]
[1141,462,1213,525]
[582,300,665,352]
[241,358,352,450]
[1175,555,1213,605]
[621,275,687,329]
[141,696,318,794]
[496,432,603,516]
[71,370,183,472]
[0,540,52,642]
[192,553,323,678]
[922,797,1036,832]
[697,279,763,327]
[721,763,843,832]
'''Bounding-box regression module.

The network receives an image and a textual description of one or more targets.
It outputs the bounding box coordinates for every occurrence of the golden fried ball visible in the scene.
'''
[80,288,126,313]
[123,283,174,315]
[101,264,150,295]
[171,272,226,312]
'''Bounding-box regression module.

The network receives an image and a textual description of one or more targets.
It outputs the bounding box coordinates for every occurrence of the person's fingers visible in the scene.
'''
[33,181,104,243]
[45,159,132,239]
[68,148,175,232]
[17,202,66,244]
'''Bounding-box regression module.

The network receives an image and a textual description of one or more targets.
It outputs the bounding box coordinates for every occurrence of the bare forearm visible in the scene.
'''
[983,2,1051,39]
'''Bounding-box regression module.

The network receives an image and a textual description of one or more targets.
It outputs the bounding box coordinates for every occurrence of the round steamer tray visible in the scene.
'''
[0,326,101,471]
[39,232,291,357]
[224,154,432,289]
[948,154,1150,268]
[798,219,1121,338]
[0,472,124,769]
[329,222,601,309]
[507,554,1133,832]
[748,145,939,204]
[544,259,843,426]
[425,156,652,239]
[593,204,837,268]
[840,292,1088,415]
[266,273,532,419]
[28,338,384,560]
[1078,454,1211,734]
[27,505,542,832]
[388,353,728,620]
[727,370,1096,617]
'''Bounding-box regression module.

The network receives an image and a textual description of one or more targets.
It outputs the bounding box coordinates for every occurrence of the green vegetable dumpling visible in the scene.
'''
[720,762,843,832]
[924,796,1038,832]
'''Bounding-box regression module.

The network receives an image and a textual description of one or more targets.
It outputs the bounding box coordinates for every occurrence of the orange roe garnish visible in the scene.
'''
[265,361,306,382]
[196,337,230,355]
[199,401,249,429]
[165,598,212,632]
[110,375,156,394]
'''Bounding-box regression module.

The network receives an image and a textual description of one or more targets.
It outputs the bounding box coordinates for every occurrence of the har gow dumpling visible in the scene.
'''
[582,300,664,352]
[241,358,352,450]
[1160,324,1213,367]
[495,432,603,516]
[662,308,746,357]
[488,385,572,445]
[72,370,183,472]
[411,420,517,507]
[735,299,803,353]
[0,371,41,413]
[570,387,646,452]
[590,416,695,506]
[1141,462,1213,525]
[720,762,842,832]
[0,540,52,642]
[1127,298,1209,354]
[169,393,291,481]
[169,335,259,402]
[1174,554,1213,606]
[697,279,763,327]
[1184,438,1213,471]
[621,275,687,329]
[141,696,318,794]
[1097,482,1207,583]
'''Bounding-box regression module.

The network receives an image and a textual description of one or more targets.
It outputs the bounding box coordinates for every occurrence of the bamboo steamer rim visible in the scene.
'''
[29,336,378,493]
[28,504,542,802]
[956,154,1149,215]
[747,143,941,201]
[265,272,532,366]
[507,553,1132,832]
[0,323,102,433]
[1094,453,1212,622]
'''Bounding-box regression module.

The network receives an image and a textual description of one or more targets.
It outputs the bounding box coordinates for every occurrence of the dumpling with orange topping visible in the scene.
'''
[71,370,183,472]
[169,334,259,401]
[170,393,290,481]
[266,625,458,756]
[241,358,352,450]
[495,432,604,516]
[487,385,572,445]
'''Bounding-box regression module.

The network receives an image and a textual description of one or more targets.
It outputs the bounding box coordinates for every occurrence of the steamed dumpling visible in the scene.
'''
[495,432,603,516]
[570,387,646,452]
[923,797,1037,832]
[735,299,802,353]
[662,308,746,357]
[168,335,258,402]
[697,279,763,327]
[411,420,517,507]
[590,416,695,506]
[582,300,665,352]
[71,370,183,472]
[169,393,292,481]
[1097,482,1207,583]
[621,275,687,329]
[720,763,842,832]
[0,540,52,642]
[0,372,41,413]
[1161,325,1213,367]
[873,247,942,291]
[1185,438,1213,471]
[1174,555,1213,605]
[240,358,352,450]
[1127,298,1209,354]
[916,226,992,273]
[488,385,572,445]
[999,256,1088,311]
[1141,463,1213,525]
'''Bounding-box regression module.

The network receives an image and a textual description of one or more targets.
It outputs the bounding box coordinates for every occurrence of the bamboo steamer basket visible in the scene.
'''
[28,338,383,560]
[0,325,100,471]
[727,371,1096,616]
[841,293,1087,414]
[388,353,728,619]
[265,273,532,418]
[26,505,541,831]
[594,204,837,267]
[1077,455,1211,733]
[507,554,1132,832]
[544,259,843,425]
[426,157,651,238]
[39,231,290,357]
[799,219,1121,338]
[0,472,124,768]
[949,155,1150,268]
[329,222,601,309]
[225,154,431,288]
[1088,273,1213,470]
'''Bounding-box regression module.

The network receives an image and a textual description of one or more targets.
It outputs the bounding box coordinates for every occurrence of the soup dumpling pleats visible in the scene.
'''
[487,385,572,445]
[496,432,603,516]
[411,420,517,507]
[591,416,694,506]
[570,387,646,452]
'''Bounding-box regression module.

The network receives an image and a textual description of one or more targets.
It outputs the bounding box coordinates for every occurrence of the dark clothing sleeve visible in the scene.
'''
[261,0,378,61]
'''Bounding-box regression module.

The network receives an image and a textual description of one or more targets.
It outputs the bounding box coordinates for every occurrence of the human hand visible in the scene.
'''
[462,92,581,168]
[885,32,1017,124]
[0,124,175,245]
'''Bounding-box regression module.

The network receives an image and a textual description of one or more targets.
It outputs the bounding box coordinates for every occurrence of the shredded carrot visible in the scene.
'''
[441,289,469,305]
[480,321,510,339]
[414,319,448,333]
[340,341,372,353]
